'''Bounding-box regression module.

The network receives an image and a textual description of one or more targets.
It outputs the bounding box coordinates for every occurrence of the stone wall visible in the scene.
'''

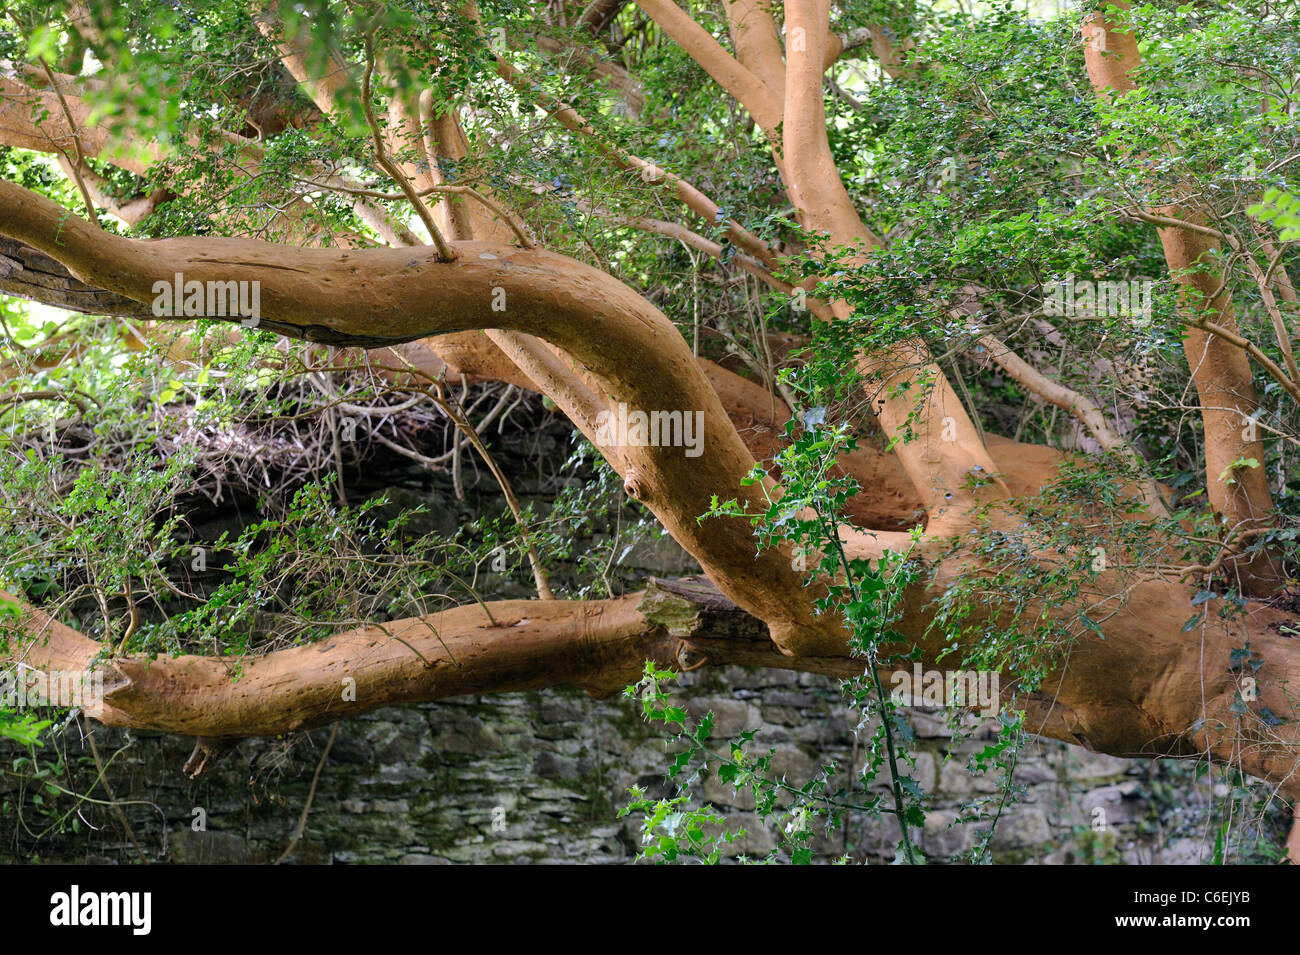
[0,662,1238,864]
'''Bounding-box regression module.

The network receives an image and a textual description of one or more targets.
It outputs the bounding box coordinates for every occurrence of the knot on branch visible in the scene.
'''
[623,470,647,501]
[675,641,708,671]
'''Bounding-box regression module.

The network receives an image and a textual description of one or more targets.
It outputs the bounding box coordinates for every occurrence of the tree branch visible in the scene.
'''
[633,0,783,134]
[0,177,831,651]
[1083,0,1280,594]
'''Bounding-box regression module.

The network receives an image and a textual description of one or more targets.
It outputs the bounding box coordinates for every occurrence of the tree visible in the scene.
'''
[0,0,1297,859]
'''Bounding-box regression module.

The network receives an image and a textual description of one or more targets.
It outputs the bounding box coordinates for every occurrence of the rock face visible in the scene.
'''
[0,663,1248,864]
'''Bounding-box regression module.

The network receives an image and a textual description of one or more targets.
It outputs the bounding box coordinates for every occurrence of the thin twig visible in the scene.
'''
[274,722,339,865]
[85,727,148,863]
[360,34,457,261]
[39,57,102,229]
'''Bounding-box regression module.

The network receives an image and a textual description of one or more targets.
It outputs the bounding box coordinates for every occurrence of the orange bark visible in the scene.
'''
[1082,0,1279,594]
